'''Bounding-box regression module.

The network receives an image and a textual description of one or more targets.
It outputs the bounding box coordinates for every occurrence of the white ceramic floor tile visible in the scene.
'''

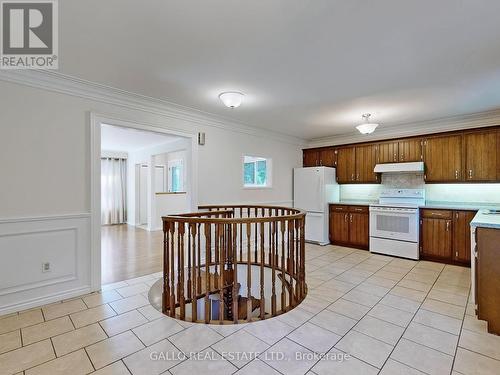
[311,348,378,375]
[403,322,458,355]
[413,309,462,335]
[123,338,183,375]
[168,324,223,353]
[335,330,393,368]
[459,329,500,361]
[353,315,404,345]
[212,330,269,368]
[327,298,370,320]
[169,349,238,375]
[234,359,281,375]
[368,303,413,327]
[244,318,295,345]
[287,321,341,353]
[132,316,184,346]
[391,338,453,375]
[86,331,145,370]
[379,359,426,374]
[260,338,316,375]
[453,347,500,375]
[310,310,357,336]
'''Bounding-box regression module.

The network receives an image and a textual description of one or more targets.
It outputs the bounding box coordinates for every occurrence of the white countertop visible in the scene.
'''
[471,209,500,229]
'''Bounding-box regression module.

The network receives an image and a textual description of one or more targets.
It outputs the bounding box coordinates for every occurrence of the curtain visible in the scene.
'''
[101,158,127,225]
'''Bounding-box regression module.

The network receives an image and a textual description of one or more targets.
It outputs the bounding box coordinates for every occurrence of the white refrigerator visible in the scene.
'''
[293,167,339,245]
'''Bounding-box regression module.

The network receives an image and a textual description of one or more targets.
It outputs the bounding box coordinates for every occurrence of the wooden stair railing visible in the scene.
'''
[162,205,307,324]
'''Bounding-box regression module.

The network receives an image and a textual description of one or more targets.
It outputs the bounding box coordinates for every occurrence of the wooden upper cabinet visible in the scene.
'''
[423,134,463,182]
[378,141,399,163]
[464,130,498,181]
[399,138,422,162]
[336,147,356,183]
[453,210,476,264]
[355,144,379,183]
[303,149,319,167]
[319,148,336,167]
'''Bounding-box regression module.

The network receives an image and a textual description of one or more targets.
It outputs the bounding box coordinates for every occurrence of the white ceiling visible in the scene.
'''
[61,1,500,140]
[101,124,182,152]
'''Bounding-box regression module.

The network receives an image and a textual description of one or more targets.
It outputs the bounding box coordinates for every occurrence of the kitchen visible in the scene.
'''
[296,125,500,336]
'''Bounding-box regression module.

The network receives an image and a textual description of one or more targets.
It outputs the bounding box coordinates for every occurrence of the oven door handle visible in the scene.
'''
[369,208,417,215]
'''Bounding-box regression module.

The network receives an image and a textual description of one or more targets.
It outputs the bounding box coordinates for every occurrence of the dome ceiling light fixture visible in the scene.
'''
[356,113,379,134]
[219,91,244,108]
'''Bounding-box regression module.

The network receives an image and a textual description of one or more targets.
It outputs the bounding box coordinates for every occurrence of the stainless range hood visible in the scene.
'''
[374,161,424,173]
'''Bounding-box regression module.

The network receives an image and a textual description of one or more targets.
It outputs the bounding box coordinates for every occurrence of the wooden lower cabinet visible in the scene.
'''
[453,210,476,264]
[476,227,500,334]
[420,208,476,265]
[329,204,369,249]
[420,217,452,261]
[348,212,369,248]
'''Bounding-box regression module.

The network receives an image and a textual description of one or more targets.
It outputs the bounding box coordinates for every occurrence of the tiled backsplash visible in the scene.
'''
[340,173,500,203]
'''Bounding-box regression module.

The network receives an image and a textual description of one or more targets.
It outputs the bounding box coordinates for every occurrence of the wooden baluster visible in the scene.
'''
[232,222,239,323]
[288,219,295,308]
[178,223,186,320]
[218,223,225,323]
[259,221,265,320]
[214,222,219,290]
[300,216,306,298]
[293,219,302,300]
[246,222,252,322]
[197,223,202,295]
[254,208,258,263]
[163,221,170,314]
[187,224,192,300]
[239,208,243,262]
[204,223,211,323]
[168,223,175,317]
[271,220,277,316]
[190,223,197,322]
[280,220,286,312]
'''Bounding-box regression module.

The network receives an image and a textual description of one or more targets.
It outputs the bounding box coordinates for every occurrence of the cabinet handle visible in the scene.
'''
[455,170,458,179]
[350,213,353,223]
[344,213,348,222]
[430,212,443,216]
[356,173,360,181]
[393,153,397,162]
[446,221,450,231]
[351,173,355,181]
[400,154,404,161]
[354,208,363,211]
[469,169,473,179]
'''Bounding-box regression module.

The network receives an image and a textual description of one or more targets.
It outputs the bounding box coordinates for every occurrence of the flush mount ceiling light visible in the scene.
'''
[219,91,244,108]
[356,113,379,134]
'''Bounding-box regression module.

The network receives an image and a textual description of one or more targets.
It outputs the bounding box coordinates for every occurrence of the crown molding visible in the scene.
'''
[307,109,500,148]
[0,70,306,146]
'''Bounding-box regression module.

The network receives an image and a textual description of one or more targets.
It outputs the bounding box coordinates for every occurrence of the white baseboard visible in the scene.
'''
[0,285,92,316]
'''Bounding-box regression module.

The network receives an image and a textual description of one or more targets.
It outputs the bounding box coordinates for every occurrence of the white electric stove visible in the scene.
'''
[369,189,425,260]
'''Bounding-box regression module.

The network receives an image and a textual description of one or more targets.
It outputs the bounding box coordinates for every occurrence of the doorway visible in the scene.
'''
[90,115,198,288]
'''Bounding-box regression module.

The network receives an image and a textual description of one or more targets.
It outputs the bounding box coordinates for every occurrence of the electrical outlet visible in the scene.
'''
[42,262,51,273]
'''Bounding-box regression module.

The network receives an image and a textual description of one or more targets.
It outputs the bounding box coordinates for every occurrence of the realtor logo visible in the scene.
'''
[1,0,58,69]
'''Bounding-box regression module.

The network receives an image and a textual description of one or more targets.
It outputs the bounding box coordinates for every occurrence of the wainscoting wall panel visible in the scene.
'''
[0,213,91,315]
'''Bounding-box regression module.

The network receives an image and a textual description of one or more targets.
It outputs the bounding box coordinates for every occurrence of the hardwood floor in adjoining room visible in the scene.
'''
[101,224,163,285]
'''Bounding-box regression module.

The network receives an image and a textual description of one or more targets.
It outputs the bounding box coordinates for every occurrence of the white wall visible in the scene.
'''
[0,79,303,314]
[126,138,192,229]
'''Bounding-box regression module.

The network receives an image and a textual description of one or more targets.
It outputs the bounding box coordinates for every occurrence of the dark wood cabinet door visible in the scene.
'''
[355,144,379,183]
[303,149,319,167]
[348,213,369,248]
[464,131,498,181]
[399,138,422,162]
[319,148,336,167]
[336,147,356,183]
[423,134,463,182]
[378,141,399,163]
[421,217,452,260]
[476,227,500,334]
[330,211,349,243]
[452,210,476,265]
[497,131,500,180]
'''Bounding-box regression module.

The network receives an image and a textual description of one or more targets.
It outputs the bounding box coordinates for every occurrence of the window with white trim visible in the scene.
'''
[243,156,271,188]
